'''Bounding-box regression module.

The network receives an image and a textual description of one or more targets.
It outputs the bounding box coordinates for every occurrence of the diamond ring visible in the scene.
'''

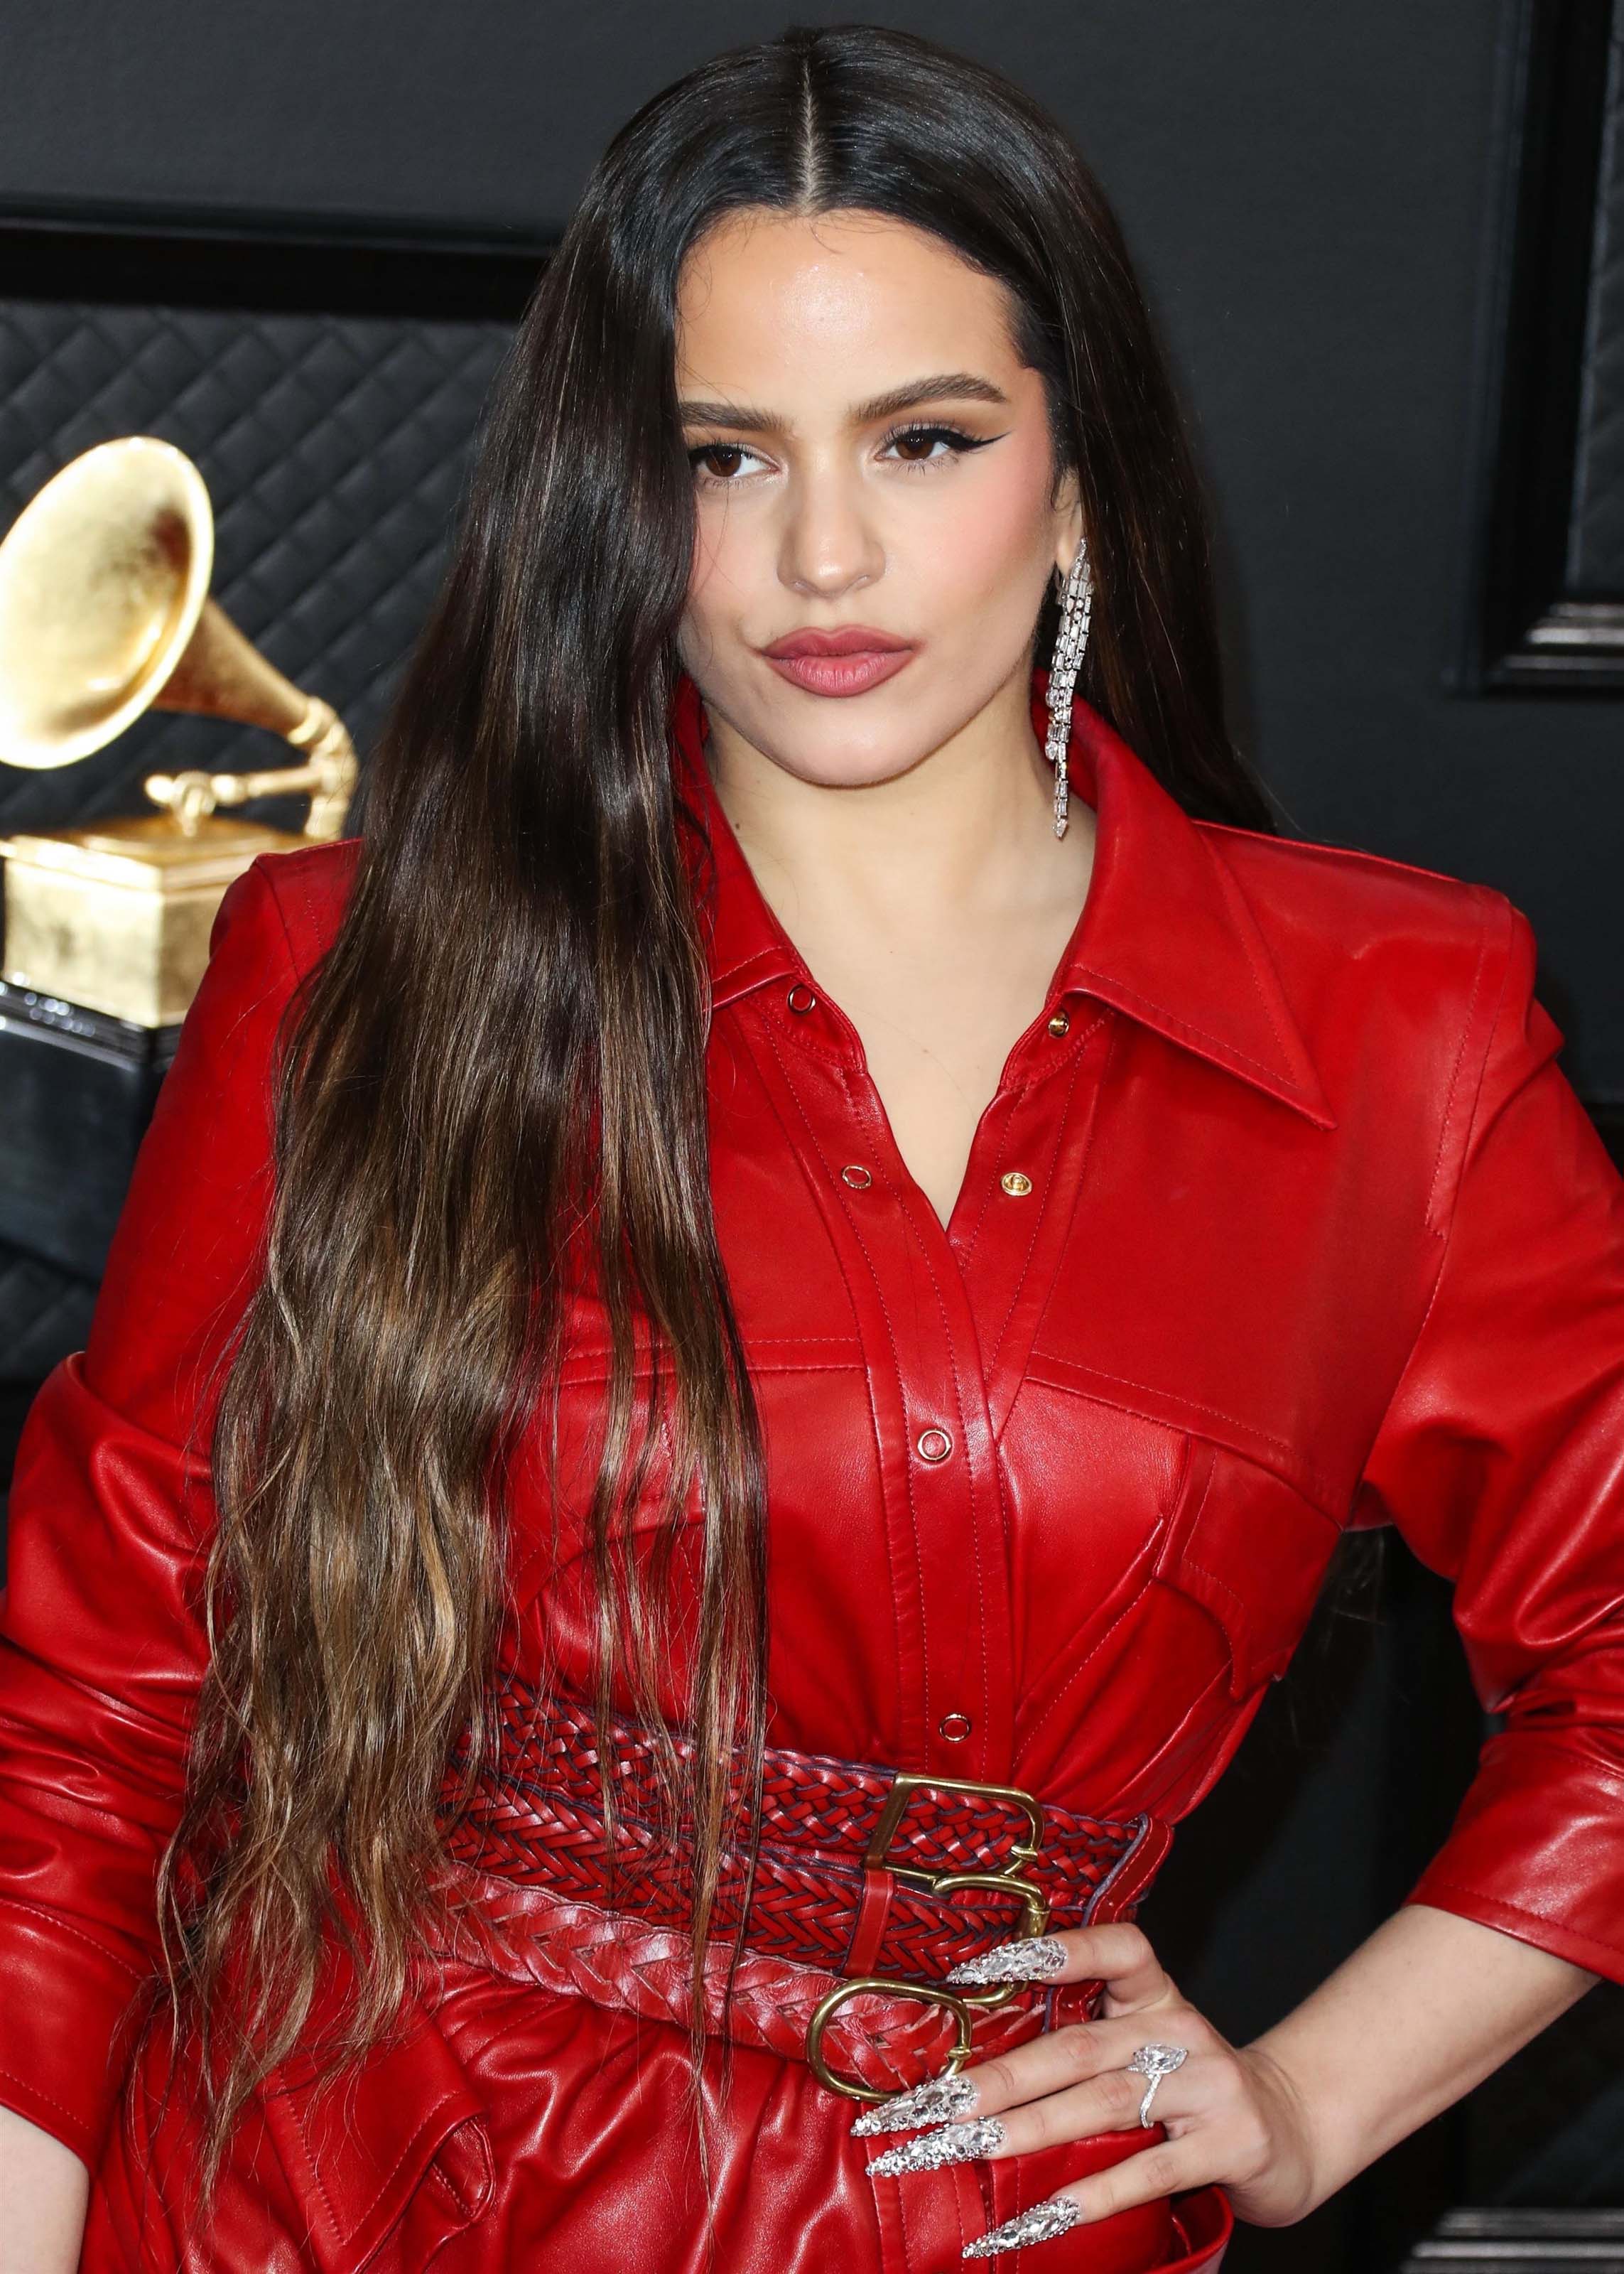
[1125,2040,1188,2128]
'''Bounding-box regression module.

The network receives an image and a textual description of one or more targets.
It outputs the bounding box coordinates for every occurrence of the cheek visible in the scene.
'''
[919,439,1056,620]
[686,495,760,620]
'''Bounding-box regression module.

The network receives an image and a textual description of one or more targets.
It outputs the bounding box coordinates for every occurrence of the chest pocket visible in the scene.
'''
[1151,1435,1345,1700]
[261,1992,492,2273]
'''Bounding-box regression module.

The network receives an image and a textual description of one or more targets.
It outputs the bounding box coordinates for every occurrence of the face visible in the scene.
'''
[673,207,1081,787]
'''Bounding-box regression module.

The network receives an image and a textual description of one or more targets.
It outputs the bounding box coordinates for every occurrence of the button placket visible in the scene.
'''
[739,988,1016,1777]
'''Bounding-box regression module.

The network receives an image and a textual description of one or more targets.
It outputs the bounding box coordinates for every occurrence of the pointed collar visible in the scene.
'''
[671,670,1336,1130]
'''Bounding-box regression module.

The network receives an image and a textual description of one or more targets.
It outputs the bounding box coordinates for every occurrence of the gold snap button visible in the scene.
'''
[841,1165,872,1190]
[916,1426,953,1463]
[938,1711,973,1742]
[786,983,817,1013]
[1046,1007,1071,1037]
[1000,1170,1033,1197]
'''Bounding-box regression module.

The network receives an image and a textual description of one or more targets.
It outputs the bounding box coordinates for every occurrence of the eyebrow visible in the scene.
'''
[676,372,1011,433]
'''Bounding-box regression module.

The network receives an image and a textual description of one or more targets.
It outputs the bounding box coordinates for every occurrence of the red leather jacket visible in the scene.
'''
[4,674,1623,2272]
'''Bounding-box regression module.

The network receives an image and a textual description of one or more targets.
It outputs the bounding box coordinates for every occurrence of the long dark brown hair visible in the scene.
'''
[157,18,1292,2204]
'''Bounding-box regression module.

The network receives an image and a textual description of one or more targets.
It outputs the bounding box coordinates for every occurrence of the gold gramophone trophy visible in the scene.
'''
[0,435,357,1028]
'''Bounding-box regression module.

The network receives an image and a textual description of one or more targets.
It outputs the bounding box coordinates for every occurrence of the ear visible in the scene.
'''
[1051,465,1086,578]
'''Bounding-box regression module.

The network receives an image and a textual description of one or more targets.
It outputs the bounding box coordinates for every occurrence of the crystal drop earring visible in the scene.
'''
[1045,537,1093,839]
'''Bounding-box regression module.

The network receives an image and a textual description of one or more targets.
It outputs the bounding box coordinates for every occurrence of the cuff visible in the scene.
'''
[1401,1731,1624,1988]
[0,1895,150,2167]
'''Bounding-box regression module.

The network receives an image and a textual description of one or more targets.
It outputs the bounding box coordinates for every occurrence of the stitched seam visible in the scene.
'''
[1066,966,1304,1089]
[558,1359,863,1384]
[745,1334,865,1345]
[1350,895,1513,1483]
[250,856,305,984]
[1006,1020,1123,1401]
[1422,888,1497,1229]
[1019,1360,1341,1519]
[0,1896,147,1978]
[343,2098,468,2241]
[1022,1531,1167,1754]
[1177,1556,1249,1620]
[815,1061,955,1749]
[426,2162,468,2214]
[1201,818,1505,893]
[1129,1659,1236,1811]
[826,1063,1000,1750]
[1201,834,1296,1071]
[0,2060,90,2132]
[956,1084,1019,1261]
[760,989,858,1069]
[288,2091,345,2240]
[752,1015,919,1724]
[710,944,797,1006]
[1023,1428,1219,1728]
[1021,1435,1199,1740]
[1412,1880,1624,1965]
[1029,1359,1298,1464]
[759,1011,992,1751]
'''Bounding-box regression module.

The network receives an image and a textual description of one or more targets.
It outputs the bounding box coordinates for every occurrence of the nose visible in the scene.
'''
[778,459,884,600]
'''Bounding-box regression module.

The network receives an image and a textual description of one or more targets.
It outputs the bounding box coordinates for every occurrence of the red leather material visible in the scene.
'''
[6,668,1624,2268]
[439,1668,1161,1979]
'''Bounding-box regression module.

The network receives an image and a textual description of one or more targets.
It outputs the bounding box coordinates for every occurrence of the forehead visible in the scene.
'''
[673,208,1022,394]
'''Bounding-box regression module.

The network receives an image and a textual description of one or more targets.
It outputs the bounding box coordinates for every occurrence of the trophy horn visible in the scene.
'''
[0,436,360,1026]
[0,433,356,836]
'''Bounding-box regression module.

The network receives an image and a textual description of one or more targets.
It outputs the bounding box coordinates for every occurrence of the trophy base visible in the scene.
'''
[0,813,298,1027]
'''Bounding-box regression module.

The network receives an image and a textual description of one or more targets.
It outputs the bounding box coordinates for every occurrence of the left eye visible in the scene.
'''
[882,425,973,463]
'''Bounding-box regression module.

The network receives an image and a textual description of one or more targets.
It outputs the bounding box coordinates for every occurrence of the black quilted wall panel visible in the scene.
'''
[0,298,514,838]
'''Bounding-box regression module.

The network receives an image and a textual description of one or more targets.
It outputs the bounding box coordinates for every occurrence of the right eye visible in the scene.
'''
[688,441,769,483]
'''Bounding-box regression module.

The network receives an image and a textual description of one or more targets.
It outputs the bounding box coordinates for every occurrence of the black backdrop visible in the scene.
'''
[1,4,1621,2268]
[4,0,1620,1095]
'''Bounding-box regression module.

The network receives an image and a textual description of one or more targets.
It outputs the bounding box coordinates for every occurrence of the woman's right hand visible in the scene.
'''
[0,2104,90,2274]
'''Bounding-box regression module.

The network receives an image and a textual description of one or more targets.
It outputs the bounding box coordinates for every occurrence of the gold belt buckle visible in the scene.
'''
[806,1770,1052,2103]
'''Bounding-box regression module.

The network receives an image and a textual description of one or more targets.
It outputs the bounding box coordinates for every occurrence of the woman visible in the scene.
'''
[4,23,1621,2272]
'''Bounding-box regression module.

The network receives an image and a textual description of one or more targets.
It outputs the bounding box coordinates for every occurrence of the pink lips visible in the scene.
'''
[760,625,918,698]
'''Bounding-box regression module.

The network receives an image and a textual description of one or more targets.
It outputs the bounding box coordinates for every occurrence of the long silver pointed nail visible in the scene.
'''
[850,2071,980,2135]
[865,2116,1006,2177]
[943,1934,1068,1986]
[963,2192,1084,2256]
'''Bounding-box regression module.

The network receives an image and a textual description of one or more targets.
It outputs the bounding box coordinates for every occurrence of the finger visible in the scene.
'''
[860,2061,1200,2181]
[944,1921,1171,2005]
[1052,2007,1216,2078]
[962,2138,1208,2257]
[850,2008,1211,2140]
[966,2054,1209,2160]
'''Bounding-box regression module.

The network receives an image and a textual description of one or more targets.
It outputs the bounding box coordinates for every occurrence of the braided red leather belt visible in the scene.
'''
[440,1672,1167,2103]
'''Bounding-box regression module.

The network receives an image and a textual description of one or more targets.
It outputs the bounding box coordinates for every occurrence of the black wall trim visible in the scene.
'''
[0,201,553,320]
[1456,0,1624,693]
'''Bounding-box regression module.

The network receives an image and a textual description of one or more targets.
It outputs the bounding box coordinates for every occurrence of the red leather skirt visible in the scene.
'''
[82,1688,1234,2272]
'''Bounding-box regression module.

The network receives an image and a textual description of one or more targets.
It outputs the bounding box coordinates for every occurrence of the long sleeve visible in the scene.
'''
[1352,895,1624,1985]
[0,858,302,2166]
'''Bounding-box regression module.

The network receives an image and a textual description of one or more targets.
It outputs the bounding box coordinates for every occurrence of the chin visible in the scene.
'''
[731,678,971,790]
[758,723,944,792]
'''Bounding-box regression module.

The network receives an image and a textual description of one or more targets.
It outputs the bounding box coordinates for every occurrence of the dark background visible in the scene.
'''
[1,4,1620,2268]
[3,0,1618,1094]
